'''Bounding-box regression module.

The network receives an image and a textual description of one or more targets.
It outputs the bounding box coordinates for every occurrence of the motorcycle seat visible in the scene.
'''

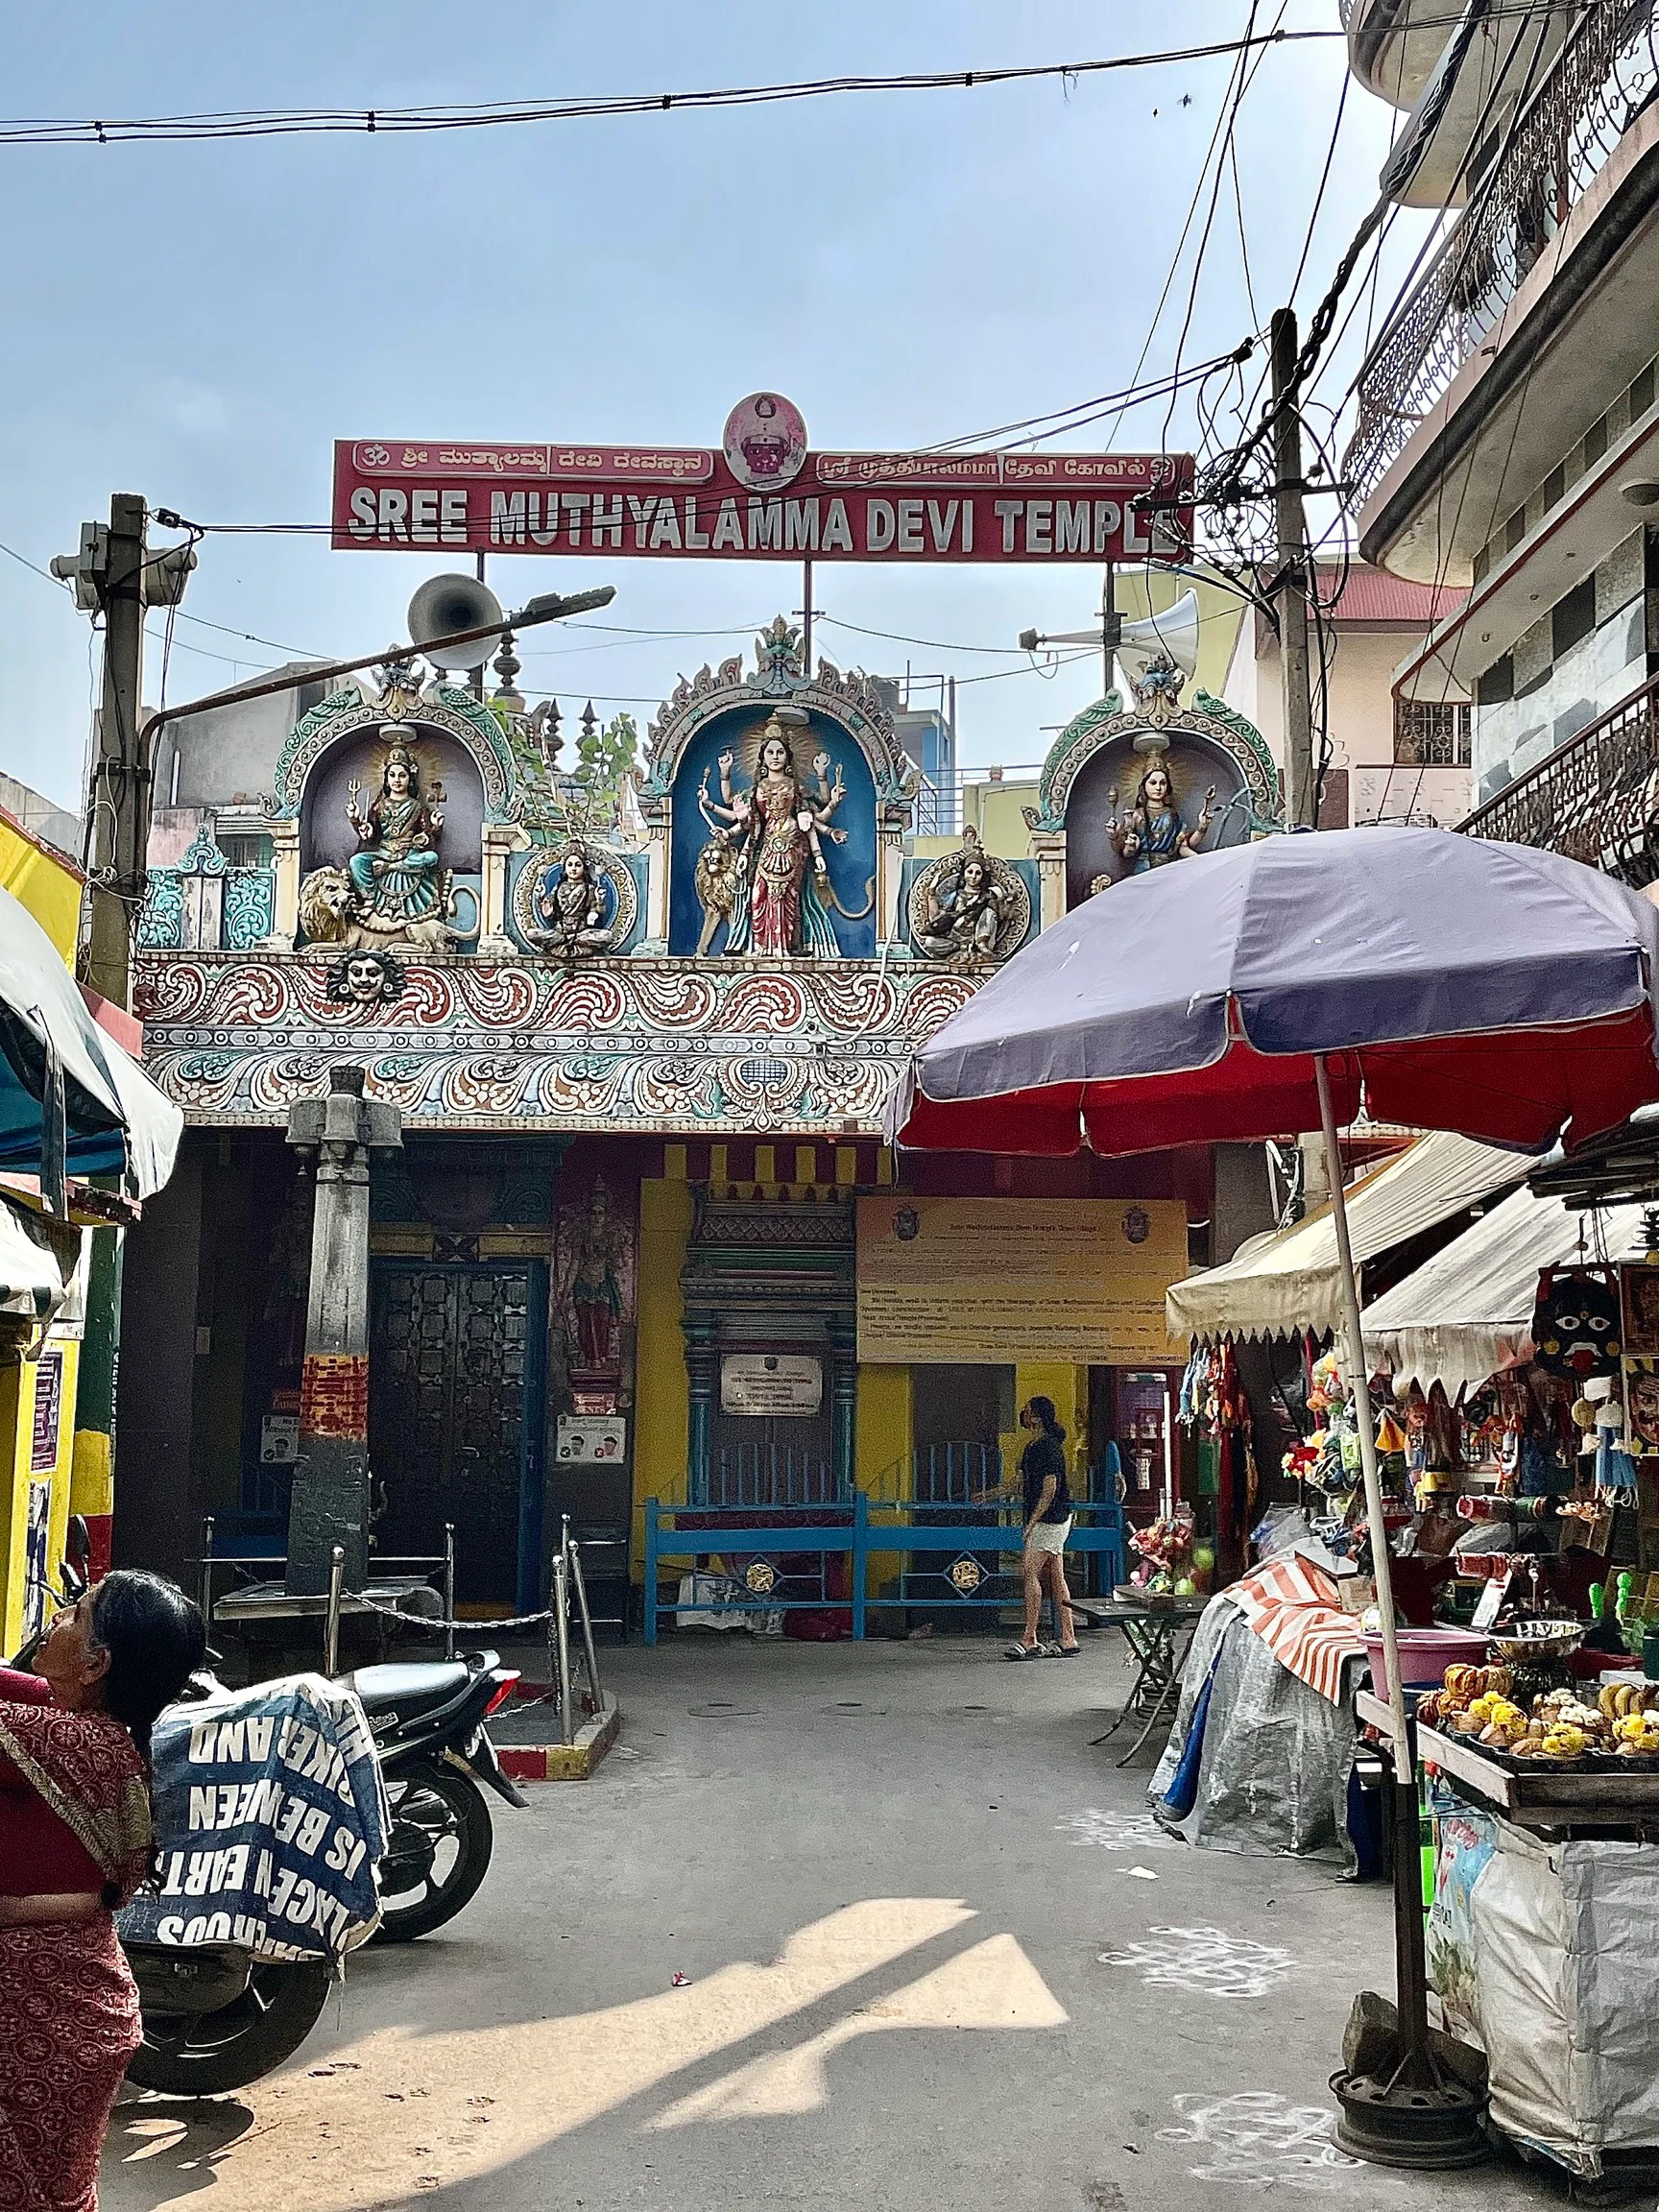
[348,1661,474,1717]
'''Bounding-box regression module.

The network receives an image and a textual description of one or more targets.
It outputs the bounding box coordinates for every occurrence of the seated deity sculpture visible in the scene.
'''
[529,845,614,957]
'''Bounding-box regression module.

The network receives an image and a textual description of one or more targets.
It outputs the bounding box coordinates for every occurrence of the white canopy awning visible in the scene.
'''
[0,1185,83,1322]
[1166,1130,1530,1347]
[1361,1184,1650,1398]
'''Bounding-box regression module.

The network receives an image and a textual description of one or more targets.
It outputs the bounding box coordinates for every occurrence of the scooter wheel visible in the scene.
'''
[126,1961,332,2096]
[373,1760,494,1943]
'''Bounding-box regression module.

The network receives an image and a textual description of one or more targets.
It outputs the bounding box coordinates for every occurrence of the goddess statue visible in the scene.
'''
[699,709,849,957]
[530,845,613,957]
[916,841,1007,959]
[346,738,445,926]
[1103,745,1214,878]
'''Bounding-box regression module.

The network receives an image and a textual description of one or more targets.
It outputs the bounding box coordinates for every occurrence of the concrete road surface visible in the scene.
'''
[105,1635,1561,2211]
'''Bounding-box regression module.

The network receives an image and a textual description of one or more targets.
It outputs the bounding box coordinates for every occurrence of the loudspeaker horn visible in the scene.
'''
[1115,589,1201,691]
[407,572,505,670]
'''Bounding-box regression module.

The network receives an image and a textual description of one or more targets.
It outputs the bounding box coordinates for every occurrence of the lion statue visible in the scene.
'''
[298,865,477,955]
[692,830,742,956]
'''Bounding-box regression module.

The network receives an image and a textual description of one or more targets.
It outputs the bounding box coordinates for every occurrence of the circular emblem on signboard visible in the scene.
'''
[1122,1206,1152,1246]
[893,1206,921,1243]
[723,393,808,492]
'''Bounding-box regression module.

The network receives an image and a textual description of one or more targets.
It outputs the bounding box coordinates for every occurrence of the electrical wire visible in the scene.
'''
[0,8,1599,146]
[1162,0,1278,446]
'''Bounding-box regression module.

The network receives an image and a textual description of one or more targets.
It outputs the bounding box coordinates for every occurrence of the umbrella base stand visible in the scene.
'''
[1331,1994,1489,2170]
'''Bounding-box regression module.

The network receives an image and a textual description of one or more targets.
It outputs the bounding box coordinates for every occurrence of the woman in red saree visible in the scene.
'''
[0,1570,204,2212]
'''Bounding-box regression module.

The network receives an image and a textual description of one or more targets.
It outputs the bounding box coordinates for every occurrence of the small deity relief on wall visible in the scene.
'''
[323,947,408,1010]
[556,1175,637,1395]
[1092,736,1215,895]
[511,843,637,960]
[298,729,480,955]
[906,829,1031,962]
[693,707,875,958]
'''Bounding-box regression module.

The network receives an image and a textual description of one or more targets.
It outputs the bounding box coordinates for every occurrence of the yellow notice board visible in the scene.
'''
[856,1197,1187,1364]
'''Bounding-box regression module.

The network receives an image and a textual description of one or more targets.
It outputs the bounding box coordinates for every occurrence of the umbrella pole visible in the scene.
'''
[1314,1057,1431,2077]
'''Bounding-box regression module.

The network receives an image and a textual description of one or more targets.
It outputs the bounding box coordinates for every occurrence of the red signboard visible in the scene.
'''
[330,439,1194,565]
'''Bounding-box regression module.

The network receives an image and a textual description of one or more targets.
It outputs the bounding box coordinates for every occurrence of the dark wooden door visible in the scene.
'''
[370,1263,537,1602]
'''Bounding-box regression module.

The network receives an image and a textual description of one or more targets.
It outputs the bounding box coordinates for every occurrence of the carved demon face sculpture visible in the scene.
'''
[1531,1267,1622,1380]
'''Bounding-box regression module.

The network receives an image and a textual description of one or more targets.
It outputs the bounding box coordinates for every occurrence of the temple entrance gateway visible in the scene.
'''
[369,1260,548,1605]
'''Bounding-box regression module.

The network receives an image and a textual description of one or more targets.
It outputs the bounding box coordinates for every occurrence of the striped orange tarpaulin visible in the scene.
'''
[1222,1553,1367,1706]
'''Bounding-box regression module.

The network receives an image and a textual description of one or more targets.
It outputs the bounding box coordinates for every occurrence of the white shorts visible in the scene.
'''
[1024,1517,1072,1557]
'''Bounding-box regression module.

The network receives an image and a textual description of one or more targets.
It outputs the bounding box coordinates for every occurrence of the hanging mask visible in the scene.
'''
[1531,1266,1622,1380]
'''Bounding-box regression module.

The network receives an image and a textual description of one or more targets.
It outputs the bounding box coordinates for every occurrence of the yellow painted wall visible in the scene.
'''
[0,817,81,964]
[856,1362,913,1595]
[0,1332,82,1652]
[1010,1362,1090,1493]
[633,1178,692,1575]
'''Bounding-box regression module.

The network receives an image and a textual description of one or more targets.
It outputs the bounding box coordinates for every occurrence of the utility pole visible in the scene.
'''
[81,493,149,1008]
[1270,310,1318,831]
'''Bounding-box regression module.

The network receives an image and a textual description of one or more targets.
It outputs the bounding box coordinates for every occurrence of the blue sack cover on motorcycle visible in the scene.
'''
[119,1673,390,1962]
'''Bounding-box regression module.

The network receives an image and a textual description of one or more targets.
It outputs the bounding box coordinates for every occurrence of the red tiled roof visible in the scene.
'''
[1313,565,1467,625]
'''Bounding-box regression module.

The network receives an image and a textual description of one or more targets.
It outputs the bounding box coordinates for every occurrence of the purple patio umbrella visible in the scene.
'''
[888,825,1659,2159]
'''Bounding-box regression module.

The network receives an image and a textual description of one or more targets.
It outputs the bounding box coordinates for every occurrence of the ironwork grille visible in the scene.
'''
[1345,0,1659,508]
[1457,667,1659,883]
[1393,698,1472,767]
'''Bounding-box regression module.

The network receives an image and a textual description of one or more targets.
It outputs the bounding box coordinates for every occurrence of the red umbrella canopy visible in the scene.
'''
[886,828,1659,1157]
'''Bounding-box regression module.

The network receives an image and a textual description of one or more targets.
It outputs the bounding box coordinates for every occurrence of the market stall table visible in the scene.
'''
[1358,1687,1659,2183]
[1089,1594,1209,1765]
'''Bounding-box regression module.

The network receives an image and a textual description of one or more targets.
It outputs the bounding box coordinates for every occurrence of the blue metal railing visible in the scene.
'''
[706,1443,840,1507]
[641,1491,1128,1641]
[643,1495,868,1642]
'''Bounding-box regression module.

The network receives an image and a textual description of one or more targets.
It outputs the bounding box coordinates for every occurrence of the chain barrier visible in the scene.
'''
[349,1594,558,1636]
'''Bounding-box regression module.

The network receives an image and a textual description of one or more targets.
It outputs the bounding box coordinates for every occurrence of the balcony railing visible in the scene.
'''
[1345,0,1659,511]
[1457,667,1659,880]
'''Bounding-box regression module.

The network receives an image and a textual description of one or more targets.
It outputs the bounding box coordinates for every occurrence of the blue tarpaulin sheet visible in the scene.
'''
[120,1673,389,1963]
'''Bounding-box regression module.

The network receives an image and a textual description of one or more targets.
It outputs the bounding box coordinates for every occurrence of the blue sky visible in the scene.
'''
[0,1,1418,810]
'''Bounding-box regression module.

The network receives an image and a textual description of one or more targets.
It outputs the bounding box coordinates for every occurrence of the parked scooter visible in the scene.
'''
[10,1521,339,2098]
[123,1659,339,2097]
[345,1649,526,1942]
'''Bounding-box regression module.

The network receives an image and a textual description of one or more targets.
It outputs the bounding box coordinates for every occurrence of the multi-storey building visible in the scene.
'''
[1342,0,1659,876]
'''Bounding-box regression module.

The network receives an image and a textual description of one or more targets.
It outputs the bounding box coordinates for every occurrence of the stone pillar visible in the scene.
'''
[284,1067,401,1595]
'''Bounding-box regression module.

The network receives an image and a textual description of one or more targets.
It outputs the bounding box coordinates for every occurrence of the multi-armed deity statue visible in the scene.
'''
[346,741,445,924]
[1099,739,1215,883]
[695,705,872,957]
[297,731,478,953]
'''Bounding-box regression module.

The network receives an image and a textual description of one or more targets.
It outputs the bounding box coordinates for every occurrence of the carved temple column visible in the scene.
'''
[268,819,301,950]
[479,821,529,956]
[1029,829,1069,928]
[684,1315,717,1508]
[829,1317,858,1501]
[284,1067,402,1595]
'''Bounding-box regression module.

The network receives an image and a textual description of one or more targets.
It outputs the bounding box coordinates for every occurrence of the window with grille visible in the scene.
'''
[1393,699,1472,767]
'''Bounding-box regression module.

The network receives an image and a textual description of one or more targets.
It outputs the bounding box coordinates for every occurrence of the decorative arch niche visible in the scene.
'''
[1024,670,1279,915]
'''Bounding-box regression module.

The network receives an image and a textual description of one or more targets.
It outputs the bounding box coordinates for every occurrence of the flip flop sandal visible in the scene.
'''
[1055,1644,1084,1657]
[1004,1642,1046,1660]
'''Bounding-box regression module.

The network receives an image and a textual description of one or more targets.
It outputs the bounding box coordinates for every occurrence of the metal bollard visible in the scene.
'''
[200,1516,215,1635]
[325,1545,345,1676]
[551,1554,574,1749]
[568,1538,603,1711]
[444,1523,456,1662]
